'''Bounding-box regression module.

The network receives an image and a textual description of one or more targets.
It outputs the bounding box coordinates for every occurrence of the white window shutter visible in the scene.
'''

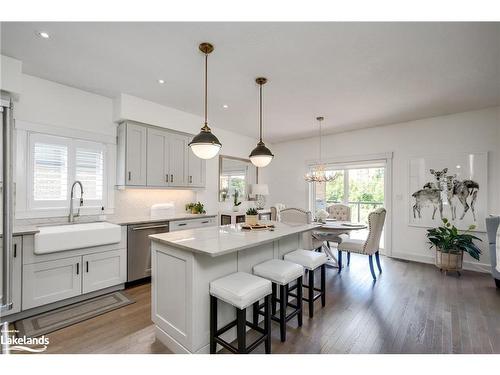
[33,142,68,201]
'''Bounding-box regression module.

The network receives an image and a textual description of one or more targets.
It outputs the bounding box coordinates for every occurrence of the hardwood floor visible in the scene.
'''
[36,254,500,354]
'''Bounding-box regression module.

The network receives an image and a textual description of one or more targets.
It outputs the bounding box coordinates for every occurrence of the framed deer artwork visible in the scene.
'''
[408,152,488,231]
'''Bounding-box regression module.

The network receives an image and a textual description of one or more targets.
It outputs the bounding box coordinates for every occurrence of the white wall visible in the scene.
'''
[267,107,500,272]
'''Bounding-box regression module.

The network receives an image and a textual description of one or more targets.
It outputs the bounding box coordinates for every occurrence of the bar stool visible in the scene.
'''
[253,259,304,342]
[284,249,327,318]
[209,272,272,354]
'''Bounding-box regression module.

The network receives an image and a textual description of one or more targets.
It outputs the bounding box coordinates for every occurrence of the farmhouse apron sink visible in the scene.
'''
[34,222,122,254]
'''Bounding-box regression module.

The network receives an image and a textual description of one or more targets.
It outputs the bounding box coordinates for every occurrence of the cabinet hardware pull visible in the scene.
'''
[128,171,131,181]
[86,261,89,273]
[165,174,169,183]
[13,243,17,258]
[76,263,79,275]
[201,221,209,224]
[131,224,168,231]
[170,174,173,183]
[177,223,187,226]
[189,176,193,184]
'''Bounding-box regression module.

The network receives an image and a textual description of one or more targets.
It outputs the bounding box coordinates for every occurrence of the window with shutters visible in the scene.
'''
[29,133,106,210]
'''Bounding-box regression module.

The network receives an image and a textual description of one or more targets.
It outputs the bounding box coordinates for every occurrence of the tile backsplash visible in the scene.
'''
[112,188,196,217]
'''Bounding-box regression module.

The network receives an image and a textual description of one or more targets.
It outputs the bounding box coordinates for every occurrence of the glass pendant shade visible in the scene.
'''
[189,42,222,160]
[189,125,222,159]
[304,116,336,182]
[250,141,274,167]
[250,77,274,168]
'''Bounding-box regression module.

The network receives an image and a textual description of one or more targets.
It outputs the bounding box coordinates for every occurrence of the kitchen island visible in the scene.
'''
[149,222,319,354]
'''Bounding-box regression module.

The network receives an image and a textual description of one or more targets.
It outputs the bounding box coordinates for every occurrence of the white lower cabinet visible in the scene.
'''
[23,256,82,310]
[82,249,127,294]
[22,248,127,311]
[0,236,23,316]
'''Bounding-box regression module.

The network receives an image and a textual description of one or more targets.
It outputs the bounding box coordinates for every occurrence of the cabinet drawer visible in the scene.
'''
[23,256,82,310]
[169,217,216,232]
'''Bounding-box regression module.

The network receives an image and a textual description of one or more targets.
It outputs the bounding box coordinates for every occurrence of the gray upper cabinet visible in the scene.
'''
[116,122,147,186]
[187,146,206,187]
[168,134,188,187]
[117,121,205,189]
[146,128,169,187]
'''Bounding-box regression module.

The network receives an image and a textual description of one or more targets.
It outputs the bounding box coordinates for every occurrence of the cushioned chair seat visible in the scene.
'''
[337,239,365,254]
[284,249,327,270]
[210,272,272,310]
[253,259,304,285]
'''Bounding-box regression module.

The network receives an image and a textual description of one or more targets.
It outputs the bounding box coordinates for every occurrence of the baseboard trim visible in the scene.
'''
[390,252,491,274]
[154,325,191,354]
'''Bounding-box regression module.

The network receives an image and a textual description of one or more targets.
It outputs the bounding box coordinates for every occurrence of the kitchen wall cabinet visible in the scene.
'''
[82,249,127,294]
[117,121,205,189]
[0,236,23,316]
[187,146,205,187]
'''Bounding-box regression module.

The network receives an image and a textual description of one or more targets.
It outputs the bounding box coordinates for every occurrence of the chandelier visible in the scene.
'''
[304,116,337,183]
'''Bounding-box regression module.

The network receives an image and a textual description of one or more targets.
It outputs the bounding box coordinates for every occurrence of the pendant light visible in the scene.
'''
[304,116,337,183]
[249,77,274,168]
[188,42,222,159]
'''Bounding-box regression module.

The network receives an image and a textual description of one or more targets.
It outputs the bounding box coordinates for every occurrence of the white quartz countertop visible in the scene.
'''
[149,222,320,257]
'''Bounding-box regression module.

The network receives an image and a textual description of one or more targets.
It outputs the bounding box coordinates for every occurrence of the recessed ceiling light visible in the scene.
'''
[158,79,165,84]
[37,31,50,39]
[222,104,229,109]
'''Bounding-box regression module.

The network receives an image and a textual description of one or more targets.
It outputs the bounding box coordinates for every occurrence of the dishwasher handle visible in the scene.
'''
[131,224,169,231]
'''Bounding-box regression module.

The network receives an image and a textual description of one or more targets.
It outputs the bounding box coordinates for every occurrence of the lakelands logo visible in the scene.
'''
[1,328,49,353]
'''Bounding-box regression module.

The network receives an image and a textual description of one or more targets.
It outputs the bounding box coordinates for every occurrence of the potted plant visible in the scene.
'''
[185,202,206,214]
[232,191,242,212]
[193,202,206,214]
[185,202,196,214]
[426,218,482,275]
[246,208,259,225]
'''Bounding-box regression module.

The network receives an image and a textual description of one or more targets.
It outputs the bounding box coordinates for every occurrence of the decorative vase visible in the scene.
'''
[232,206,240,212]
[246,215,258,225]
[435,248,463,272]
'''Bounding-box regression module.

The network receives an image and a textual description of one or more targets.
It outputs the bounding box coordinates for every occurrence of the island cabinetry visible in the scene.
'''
[150,222,316,354]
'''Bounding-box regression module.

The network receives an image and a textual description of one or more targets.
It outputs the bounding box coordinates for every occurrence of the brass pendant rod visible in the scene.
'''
[204,53,208,126]
[259,83,263,142]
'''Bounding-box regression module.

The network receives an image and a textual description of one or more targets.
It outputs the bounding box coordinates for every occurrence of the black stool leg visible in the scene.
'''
[264,294,271,354]
[347,252,351,266]
[297,276,303,327]
[308,268,314,318]
[252,301,259,326]
[236,307,247,353]
[321,264,326,307]
[271,283,277,315]
[210,295,217,354]
[279,284,286,342]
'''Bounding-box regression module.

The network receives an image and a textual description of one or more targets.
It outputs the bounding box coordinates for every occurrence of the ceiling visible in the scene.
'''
[1,22,499,143]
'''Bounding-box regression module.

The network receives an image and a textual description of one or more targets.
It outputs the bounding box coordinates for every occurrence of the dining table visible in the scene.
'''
[312,220,368,267]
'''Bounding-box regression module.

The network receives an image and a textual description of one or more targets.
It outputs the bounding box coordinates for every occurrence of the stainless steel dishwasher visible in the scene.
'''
[127,222,169,282]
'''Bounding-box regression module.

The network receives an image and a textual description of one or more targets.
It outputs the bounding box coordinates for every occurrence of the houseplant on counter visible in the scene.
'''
[185,202,206,214]
[245,208,259,225]
[426,218,482,275]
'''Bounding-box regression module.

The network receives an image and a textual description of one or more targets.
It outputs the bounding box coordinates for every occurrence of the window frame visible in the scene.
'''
[27,132,107,212]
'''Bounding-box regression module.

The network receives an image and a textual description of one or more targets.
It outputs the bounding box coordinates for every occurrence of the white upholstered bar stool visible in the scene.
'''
[284,249,327,318]
[253,259,304,342]
[209,272,272,354]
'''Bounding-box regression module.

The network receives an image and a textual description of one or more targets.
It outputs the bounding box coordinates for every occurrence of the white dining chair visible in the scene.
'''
[337,208,386,281]
[279,208,323,250]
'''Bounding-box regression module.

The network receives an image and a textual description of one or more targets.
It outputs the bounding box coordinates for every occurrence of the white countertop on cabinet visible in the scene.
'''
[149,221,319,257]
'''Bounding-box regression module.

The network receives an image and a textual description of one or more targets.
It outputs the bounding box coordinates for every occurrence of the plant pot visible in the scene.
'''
[435,248,463,272]
[191,208,197,214]
[246,215,258,226]
[232,206,240,212]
